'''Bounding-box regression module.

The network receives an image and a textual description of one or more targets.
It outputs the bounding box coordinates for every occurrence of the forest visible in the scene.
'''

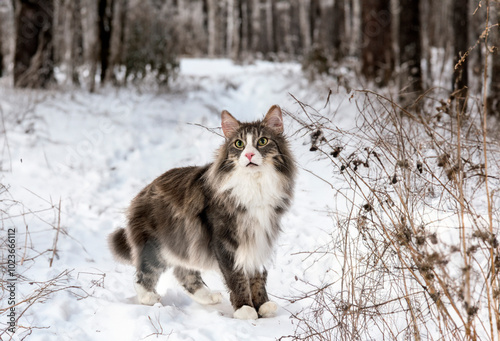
[0,0,498,113]
[1,0,500,340]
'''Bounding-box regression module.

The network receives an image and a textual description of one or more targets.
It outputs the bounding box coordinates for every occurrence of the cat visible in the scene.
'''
[108,105,296,320]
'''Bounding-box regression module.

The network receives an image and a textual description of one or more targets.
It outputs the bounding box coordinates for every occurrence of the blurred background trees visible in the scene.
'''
[13,0,55,88]
[360,0,393,87]
[0,0,498,115]
[398,0,422,107]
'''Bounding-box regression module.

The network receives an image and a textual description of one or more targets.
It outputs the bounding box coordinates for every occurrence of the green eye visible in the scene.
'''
[258,137,269,146]
[234,139,245,149]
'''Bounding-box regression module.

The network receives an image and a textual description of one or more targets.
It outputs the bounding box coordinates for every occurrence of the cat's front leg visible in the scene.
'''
[250,268,278,318]
[215,249,257,319]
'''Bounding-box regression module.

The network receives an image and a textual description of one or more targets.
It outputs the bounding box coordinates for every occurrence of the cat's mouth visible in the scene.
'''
[246,162,259,168]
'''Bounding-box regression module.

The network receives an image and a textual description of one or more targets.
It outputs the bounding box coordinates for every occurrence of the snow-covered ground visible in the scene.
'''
[0,59,357,340]
[4,57,498,341]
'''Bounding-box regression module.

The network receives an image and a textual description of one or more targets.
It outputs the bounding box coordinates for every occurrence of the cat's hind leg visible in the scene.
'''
[135,239,167,305]
[173,267,222,305]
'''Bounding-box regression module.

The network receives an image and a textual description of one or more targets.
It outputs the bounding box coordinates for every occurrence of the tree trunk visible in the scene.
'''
[452,0,469,104]
[207,0,223,56]
[239,0,250,56]
[271,0,280,55]
[360,0,393,86]
[287,0,302,56]
[273,1,290,55]
[14,0,55,88]
[348,0,361,56]
[106,0,127,83]
[98,0,114,84]
[227,0,234,57]
[53,0,63,65]
[487,2,500,117]
[82,0,99,92]
[71,0,83,84]
[265,0,275,54]
[309,0,321,45]
[298,0,311,53]
[250,0,261,53]
[399,0,423,107]
[229,0,243,60]
[58,0,82,85]
[332,0,346,61]
[0,16,3,78]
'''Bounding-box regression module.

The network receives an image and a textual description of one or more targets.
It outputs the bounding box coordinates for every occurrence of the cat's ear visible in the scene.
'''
[263,105,284,134]
[221,110,240,137]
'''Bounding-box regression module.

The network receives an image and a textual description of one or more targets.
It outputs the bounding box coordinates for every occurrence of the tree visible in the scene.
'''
[332,0,346,61]
[80,0,99,92]
[98,0,114,83]
[0,16,3,78]
[487,1,500,117]
[227,0,238,59]
[399,0,423,107]
[123,0,179,84]
[250,0,261,53]
[57,0,83,85]
[106,0,128,83]
[264,0,276,55]
[207,0,225,56]
[452,0,469,105]
[298,0,311,53]
[309,0,321,46]
[278,0,302,56]
[14,0,55,88]
[360,0,393,86]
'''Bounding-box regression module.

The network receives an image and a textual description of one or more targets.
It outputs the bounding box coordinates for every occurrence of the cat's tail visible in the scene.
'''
[108,228,133,263]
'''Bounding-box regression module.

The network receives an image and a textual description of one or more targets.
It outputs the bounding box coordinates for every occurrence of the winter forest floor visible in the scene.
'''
[1,59,500,341]
[0,59,351,341]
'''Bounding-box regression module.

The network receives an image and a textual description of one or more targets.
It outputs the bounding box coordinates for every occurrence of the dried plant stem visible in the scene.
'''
[481,2,499,340]
[49,198,62,268]
[455,93,474,339]
[402,271,421,341]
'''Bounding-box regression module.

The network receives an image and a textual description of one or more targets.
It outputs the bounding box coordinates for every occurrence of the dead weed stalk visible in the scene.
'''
[285,89,500,340]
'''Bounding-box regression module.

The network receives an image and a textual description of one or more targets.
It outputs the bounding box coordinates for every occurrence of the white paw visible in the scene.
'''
[138,291,161,305]
[190,287,223,305]
[258,301,278,318]
[233,305,258,320]
[135,282,161,306]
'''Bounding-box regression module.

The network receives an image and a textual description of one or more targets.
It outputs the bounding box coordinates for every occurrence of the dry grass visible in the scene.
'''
[283,89,500,340]
[0,185,87,340]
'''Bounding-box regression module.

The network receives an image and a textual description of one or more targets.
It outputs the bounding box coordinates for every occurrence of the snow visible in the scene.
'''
[4,57,497,340]
[0,58,352,340]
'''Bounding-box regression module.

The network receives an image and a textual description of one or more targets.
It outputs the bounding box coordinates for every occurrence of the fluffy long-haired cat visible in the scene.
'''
[109,105,296,319]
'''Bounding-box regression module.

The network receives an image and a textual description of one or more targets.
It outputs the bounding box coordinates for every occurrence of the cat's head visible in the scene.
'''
[218,105,294,177]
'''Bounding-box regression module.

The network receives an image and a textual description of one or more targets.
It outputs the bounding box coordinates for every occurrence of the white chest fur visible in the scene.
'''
[220,162,284,208]
[219,163,285,274]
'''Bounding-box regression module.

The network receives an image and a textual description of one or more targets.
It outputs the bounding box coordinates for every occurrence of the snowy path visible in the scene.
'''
[1,59,353,340]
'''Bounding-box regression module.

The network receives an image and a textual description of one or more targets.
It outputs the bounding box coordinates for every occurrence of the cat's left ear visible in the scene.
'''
[263,105,284,134]
[221,110,240,138]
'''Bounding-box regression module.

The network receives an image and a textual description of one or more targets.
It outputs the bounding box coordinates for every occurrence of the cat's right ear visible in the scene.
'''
[221,110,240,138]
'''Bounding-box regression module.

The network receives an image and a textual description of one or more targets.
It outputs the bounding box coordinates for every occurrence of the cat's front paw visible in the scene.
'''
[233,305,258,320]
[258,301,278,318]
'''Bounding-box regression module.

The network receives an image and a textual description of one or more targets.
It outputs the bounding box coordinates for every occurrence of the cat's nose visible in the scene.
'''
[245,152,255,161]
